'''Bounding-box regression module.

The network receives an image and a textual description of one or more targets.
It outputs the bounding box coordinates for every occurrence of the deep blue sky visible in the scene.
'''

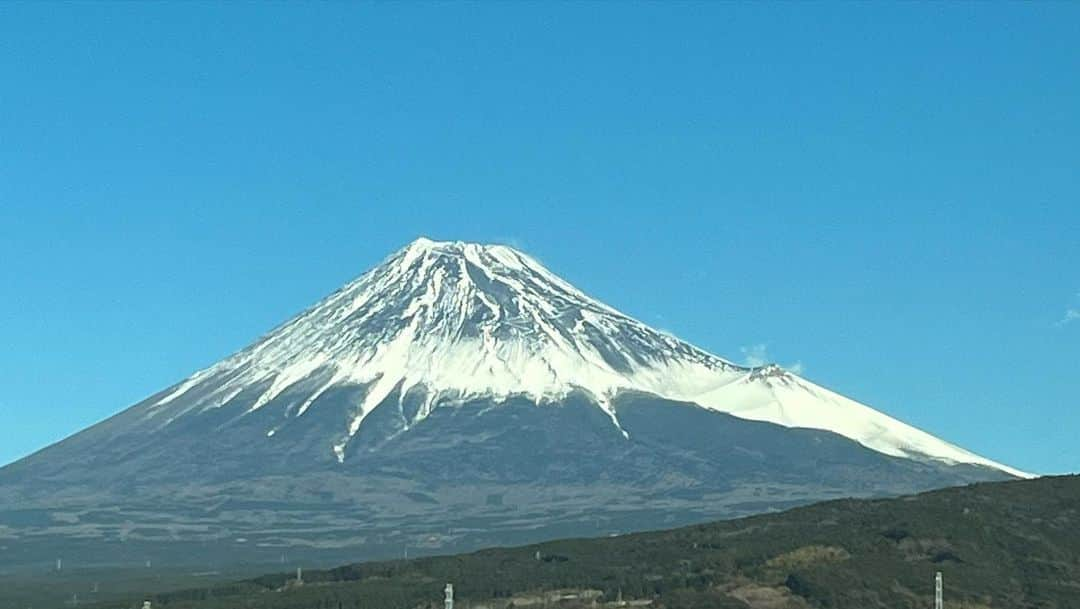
[1,3,1077,474]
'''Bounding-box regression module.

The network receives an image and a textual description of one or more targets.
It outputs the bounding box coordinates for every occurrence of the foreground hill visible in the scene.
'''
[94,474,1078,609]
[0,239,1018,570]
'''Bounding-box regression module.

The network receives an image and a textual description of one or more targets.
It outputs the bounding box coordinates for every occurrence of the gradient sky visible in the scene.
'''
[1,3,1078,474]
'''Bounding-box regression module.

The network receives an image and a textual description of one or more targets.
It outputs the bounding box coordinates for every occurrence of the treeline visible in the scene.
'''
[91,475,1080,609]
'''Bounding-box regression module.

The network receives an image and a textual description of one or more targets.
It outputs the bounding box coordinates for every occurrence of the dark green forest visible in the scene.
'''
[74,475,1080,609]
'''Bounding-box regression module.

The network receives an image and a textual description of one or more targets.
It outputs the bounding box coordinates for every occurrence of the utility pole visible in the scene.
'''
[935,571,943,609]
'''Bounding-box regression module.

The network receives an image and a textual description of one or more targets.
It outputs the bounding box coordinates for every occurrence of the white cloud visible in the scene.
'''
[740,343,769,367]
[1056,291,1080,326]
[1059,308,1080,326]
[740,343,805,374]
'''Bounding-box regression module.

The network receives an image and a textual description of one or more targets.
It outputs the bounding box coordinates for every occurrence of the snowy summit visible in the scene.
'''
[145,238,1024,476]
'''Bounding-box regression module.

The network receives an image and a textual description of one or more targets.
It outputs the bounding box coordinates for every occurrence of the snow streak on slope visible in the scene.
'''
[145,238,1026,477]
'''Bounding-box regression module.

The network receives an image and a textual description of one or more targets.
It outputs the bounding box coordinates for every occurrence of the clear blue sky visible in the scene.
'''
[1,3,1077,474]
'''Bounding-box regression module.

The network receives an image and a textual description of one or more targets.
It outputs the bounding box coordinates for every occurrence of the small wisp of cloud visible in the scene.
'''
[1056,292,1080,327]
[1059,309,1080,326]
[740,343,804,375]
[740,343,770,367]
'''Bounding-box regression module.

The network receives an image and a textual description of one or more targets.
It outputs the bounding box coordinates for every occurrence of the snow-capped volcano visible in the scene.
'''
[0,236,1024,570]
[145,237,1022,476]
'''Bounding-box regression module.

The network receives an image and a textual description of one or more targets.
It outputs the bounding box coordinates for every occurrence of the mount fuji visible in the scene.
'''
[0,238,1022,568]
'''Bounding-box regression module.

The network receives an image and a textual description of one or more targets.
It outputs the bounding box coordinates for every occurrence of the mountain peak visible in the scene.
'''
[141,238,1025,476]
[401,236,473,256]
[400,237,522,259]
[0,239,1026,576]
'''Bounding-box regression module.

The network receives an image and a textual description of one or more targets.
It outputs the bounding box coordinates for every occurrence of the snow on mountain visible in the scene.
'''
[145,237,1025,477]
